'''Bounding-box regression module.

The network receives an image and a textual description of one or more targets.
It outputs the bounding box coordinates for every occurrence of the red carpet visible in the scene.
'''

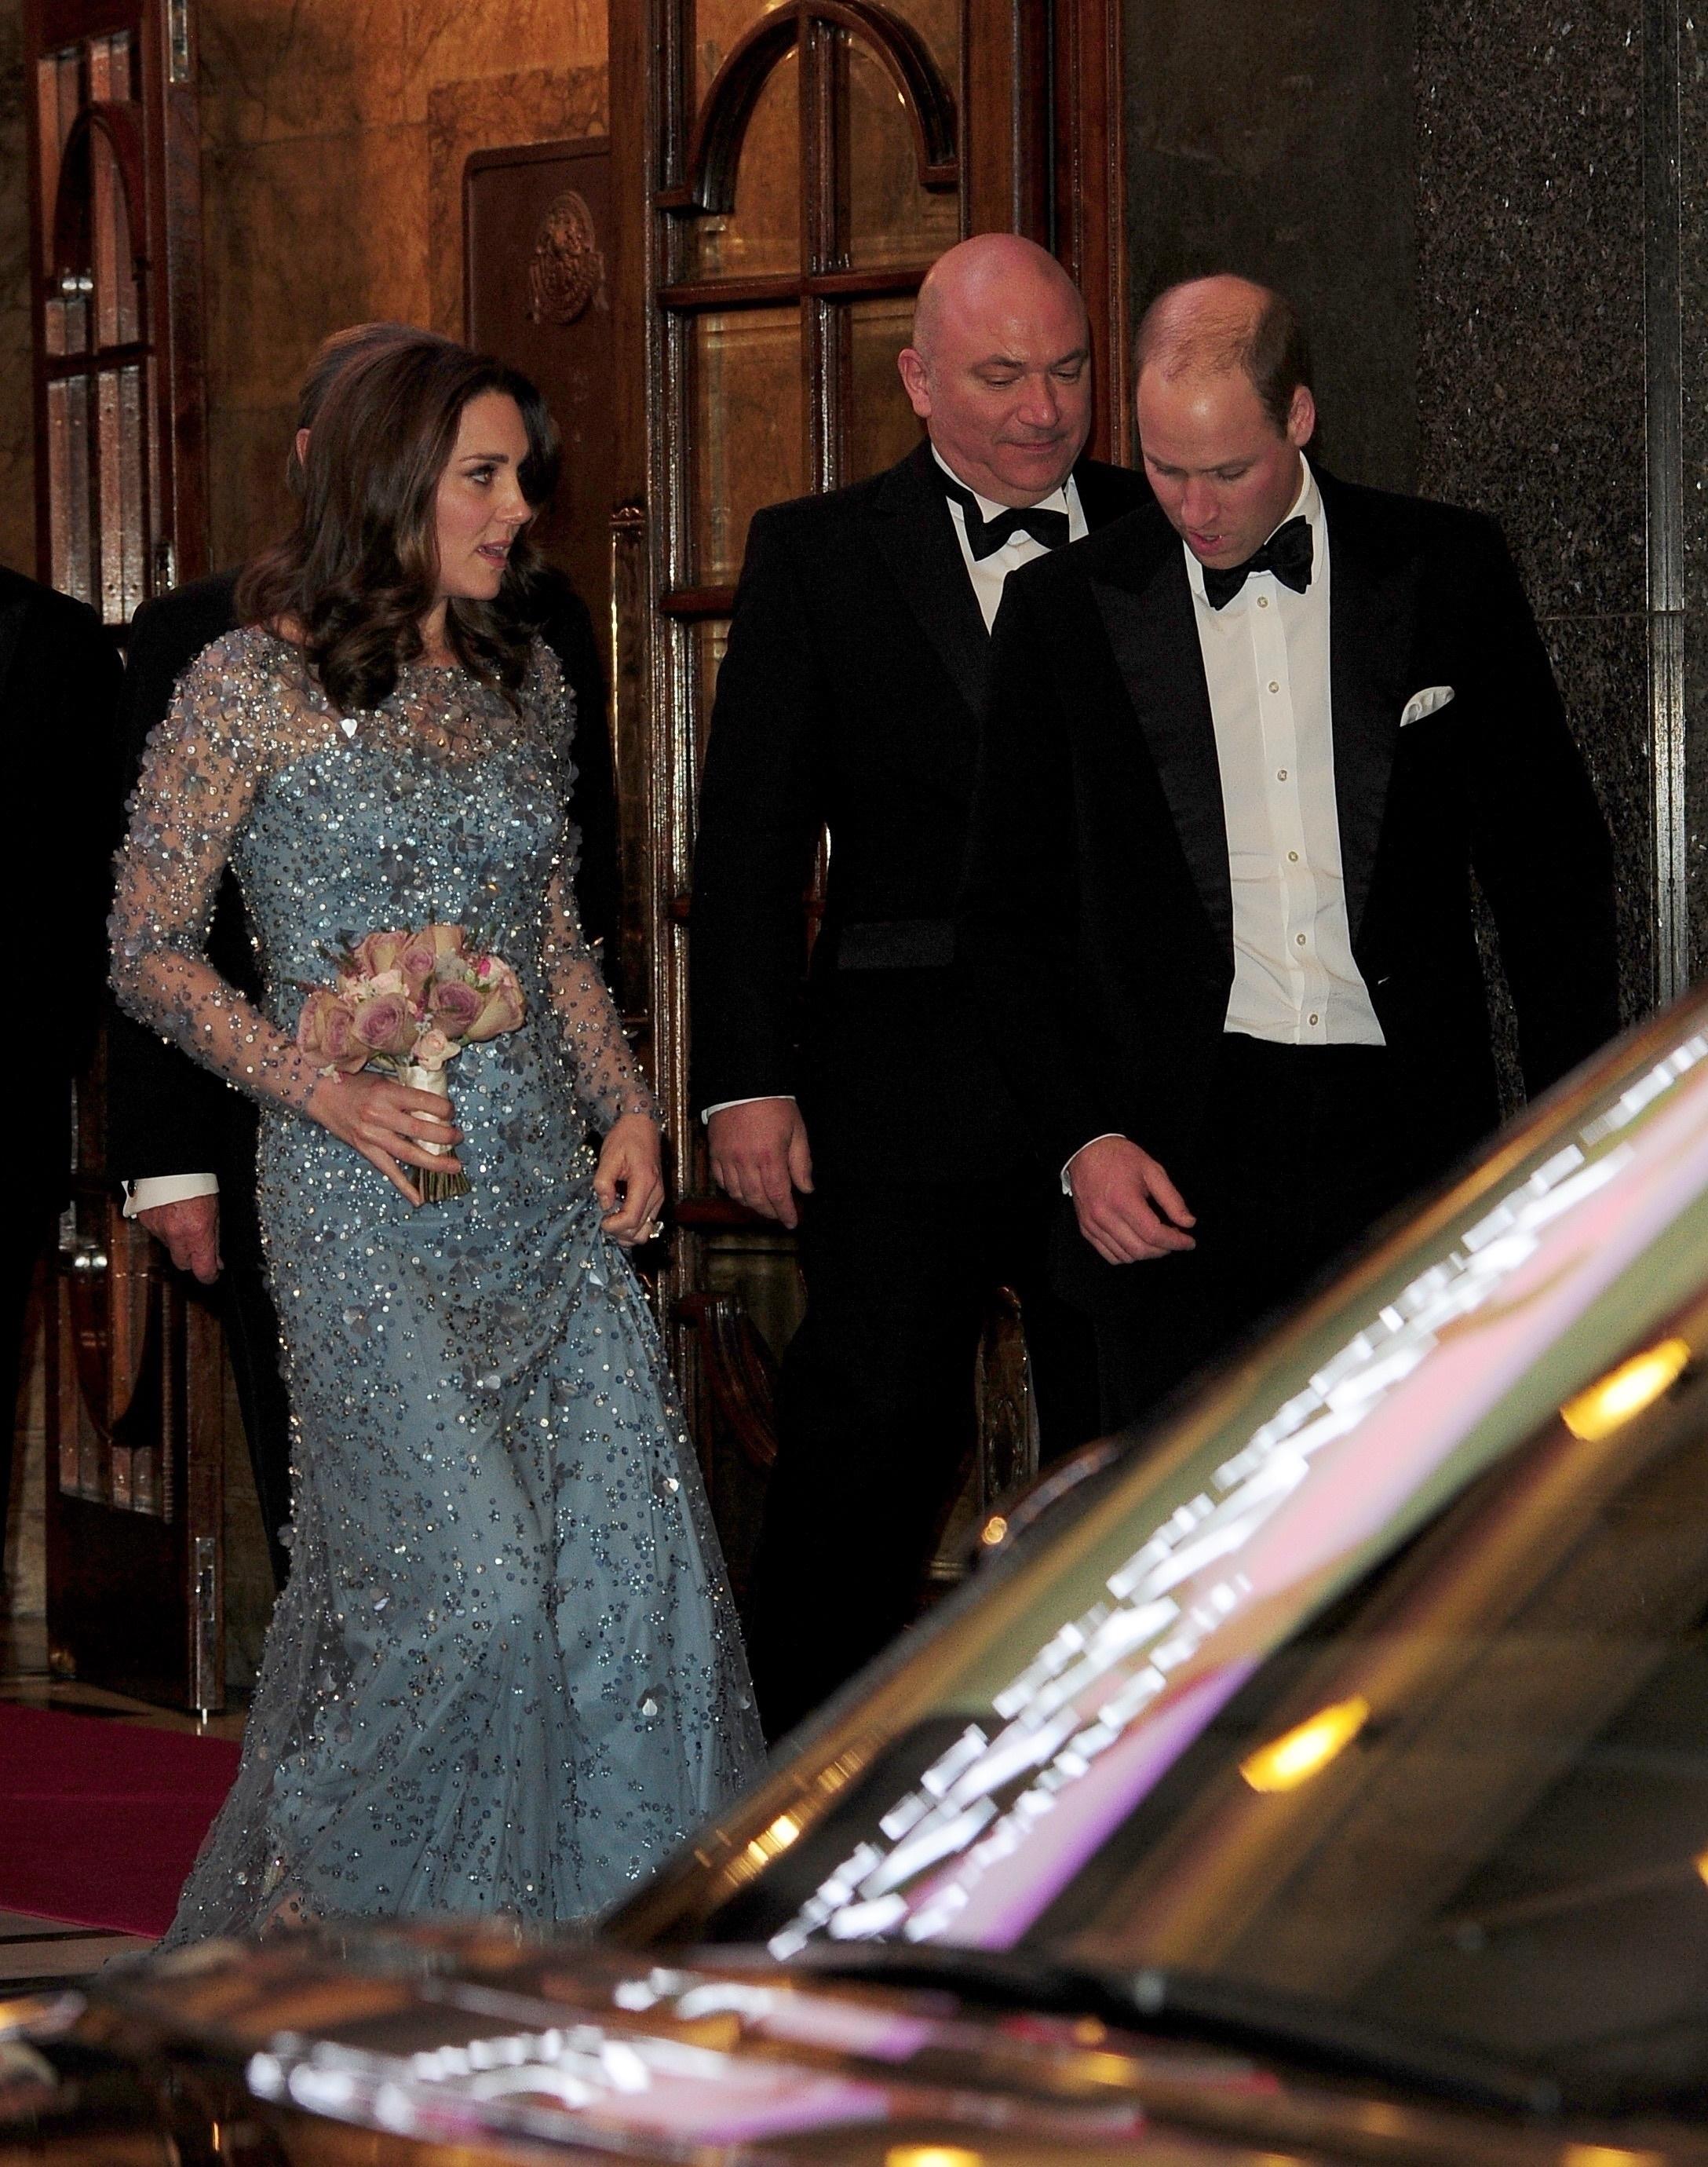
[0,1704,240,1937]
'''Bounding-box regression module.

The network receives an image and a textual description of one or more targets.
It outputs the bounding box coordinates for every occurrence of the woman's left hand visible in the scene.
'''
[594,1113,667,1247]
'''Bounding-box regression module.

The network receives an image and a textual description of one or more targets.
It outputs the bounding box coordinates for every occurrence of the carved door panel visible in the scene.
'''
[608,1,1128,1594]
[25,0,218,1709]
[465,139,615,707]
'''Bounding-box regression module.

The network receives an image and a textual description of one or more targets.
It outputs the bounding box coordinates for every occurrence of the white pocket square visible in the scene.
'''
[1400,685,1455,727]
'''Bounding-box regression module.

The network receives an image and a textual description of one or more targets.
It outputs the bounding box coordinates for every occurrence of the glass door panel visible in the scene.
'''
[845,293,922,481]
[690,46,801,280]
[46,374,92,605]
[887,0,960,77]
[692,305,805,585]
[845,35,958,269]
[694,0,793,104]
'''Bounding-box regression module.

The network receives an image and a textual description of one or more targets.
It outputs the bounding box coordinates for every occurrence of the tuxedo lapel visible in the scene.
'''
[0,590,29,708]
[1089,537,1233,959]
[1320,473,1416,943]
[1073,456,1144,534]
[871,443,990,728]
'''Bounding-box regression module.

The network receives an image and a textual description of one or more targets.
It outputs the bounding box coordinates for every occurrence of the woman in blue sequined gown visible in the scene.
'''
[111,335,762,1944]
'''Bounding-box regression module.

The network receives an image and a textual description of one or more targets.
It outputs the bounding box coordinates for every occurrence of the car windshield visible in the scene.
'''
[608,1001,1708,2115]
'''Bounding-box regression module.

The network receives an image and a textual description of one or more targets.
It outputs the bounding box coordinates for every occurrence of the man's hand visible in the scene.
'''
[707,1098,814,1229]
[1068,1135,1195,1266]
[137,1194,222,1284]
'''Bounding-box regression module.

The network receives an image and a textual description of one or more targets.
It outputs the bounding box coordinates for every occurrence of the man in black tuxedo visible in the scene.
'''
[960,274,1620,1432]
[109,323,622,1591]
[692,234,1149,1737]
[0,565,121,1592]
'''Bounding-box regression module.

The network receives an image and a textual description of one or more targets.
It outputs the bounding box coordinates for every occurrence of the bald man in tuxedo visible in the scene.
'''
[692,236,1149,1736]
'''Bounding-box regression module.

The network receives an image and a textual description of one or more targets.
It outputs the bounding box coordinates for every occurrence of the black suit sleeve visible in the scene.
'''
[1457,517,1620,1091]
[106,583,242,1184]
[21,597,123,1070]
[0,581,122,1211]
[958,571,1125,1176]
[688,509,826,1113]
[533,574,624,1010]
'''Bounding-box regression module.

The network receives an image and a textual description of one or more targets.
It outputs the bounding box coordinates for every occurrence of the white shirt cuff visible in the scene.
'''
[1061,1134,1127,1195]
[701,1095,798,1124]
[122,1172,220,1218]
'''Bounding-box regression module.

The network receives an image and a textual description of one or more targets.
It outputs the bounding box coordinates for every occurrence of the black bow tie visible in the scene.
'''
[940,473,1071,560]
[1202,515,1314,608]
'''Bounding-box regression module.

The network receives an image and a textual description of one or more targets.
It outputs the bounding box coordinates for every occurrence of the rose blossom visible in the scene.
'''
[428,978,484,1036]
[349,930,410,978]
[463,959,526,1042]
[412,1028,454,1070]
[351,991,418,1058]
[296,989,365,1073]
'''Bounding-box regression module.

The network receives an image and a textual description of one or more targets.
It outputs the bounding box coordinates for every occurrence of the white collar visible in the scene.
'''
[930,444,1074,521]
[1183,455,1321,605]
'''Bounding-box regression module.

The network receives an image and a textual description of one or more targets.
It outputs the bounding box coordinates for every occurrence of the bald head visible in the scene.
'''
[1132,275,1316,572]
[911,234,1086,364]
[899,236,1093,506]
[1132,275,1311,435]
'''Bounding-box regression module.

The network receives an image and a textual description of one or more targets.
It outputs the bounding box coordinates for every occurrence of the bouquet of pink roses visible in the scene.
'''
[297,923,525,1201]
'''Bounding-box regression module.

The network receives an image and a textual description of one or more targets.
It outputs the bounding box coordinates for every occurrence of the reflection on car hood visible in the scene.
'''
[609,1004,1708,1960]
[33,1921,1692,2164]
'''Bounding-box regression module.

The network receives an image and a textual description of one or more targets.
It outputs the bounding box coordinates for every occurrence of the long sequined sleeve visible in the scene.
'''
[527,643,659,1133]
[109,638,323,1113]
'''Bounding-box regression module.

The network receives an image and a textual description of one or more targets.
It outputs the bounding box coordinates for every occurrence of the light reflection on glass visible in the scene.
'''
[757,1028,1708,1960]
[1239,1695,1370,1794]
[1560,1338,1690,1441]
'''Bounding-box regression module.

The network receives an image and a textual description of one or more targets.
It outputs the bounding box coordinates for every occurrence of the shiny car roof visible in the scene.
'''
[608,996,1708,1961]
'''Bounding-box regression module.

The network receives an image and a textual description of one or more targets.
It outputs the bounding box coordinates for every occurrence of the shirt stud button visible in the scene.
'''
[1296,934,1307,946]
[1277,768,1288,780]
[1268,681,1279,693]
[1288,850,1300,863]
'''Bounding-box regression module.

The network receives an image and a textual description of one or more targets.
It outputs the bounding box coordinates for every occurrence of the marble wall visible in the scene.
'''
[198,0,606,568]
[1128,0,1686,1030]
[0,0,35,579]
[1415,0,1653,1025]
[1124,0,1418,494]
[1681,7,1708,976]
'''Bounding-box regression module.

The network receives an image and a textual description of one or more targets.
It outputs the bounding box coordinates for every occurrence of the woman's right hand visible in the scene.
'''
[305,1071,462,1206]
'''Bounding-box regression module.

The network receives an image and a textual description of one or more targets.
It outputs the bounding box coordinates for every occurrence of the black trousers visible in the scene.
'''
[1093,1036,1421,1436]
[0,1209,54,1591]
[746,1168,1101,1741]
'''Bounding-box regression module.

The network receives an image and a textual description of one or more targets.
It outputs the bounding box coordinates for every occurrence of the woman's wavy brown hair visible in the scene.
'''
[235,331,561,715]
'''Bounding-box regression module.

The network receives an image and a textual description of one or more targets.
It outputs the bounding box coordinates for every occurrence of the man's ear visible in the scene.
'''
[1286,384,1316,451]
[896,347,932,422]
[294,426,312,467]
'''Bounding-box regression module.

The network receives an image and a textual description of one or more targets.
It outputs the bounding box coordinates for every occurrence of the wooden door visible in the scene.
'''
[25,0,220,1711]
[605,0,1128,1590]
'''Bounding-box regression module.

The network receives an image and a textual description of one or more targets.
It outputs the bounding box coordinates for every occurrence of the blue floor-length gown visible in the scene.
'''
[111,627,762,1942]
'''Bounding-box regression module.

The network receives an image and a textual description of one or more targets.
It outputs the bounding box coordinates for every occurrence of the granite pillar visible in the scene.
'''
[1123,0,1418,492]
[1416,0,1655,1025]
[1128,0,1688,1033]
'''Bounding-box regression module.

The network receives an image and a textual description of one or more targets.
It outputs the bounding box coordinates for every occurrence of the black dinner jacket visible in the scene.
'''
[958,469,1620,1299]
[0,565,123,1216]
[689,438,1150,1186]
[105,565,620,1248]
